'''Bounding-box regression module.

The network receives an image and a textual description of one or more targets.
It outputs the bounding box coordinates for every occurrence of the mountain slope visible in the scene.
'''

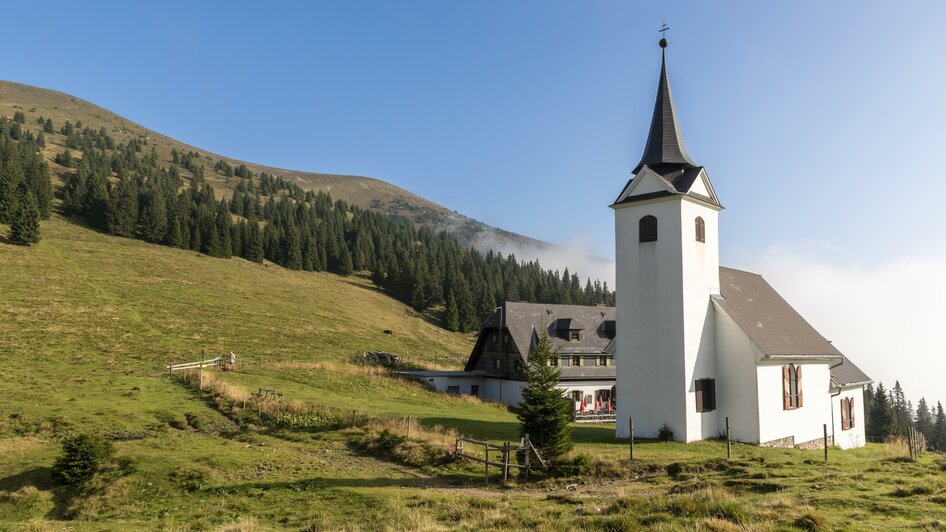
[0,79,549,252]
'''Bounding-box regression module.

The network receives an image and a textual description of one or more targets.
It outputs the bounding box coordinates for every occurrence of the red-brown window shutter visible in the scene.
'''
[840,398,849,430]
[782,365,790,410]
[796,365,804,408]
[849,398,855,428]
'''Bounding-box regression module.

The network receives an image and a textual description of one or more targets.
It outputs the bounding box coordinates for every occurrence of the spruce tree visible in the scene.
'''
[867,382,894,442]
[284,223,303,270]
[456,279,477,332]
[106,178,137,237]
[933,402,946,452]
[444,292,460,332]
[337,245,354,276]
[890,381,909,437]
[915,398,933,443]
[8,191,41,245]
[137,191,168,243]
[517,332,573,464]
[43,118,54,133]
[245,221,264,263]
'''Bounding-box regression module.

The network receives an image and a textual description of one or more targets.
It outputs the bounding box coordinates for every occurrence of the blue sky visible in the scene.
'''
[3,1,945,402]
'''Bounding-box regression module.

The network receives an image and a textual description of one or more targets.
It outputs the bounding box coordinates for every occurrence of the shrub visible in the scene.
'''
[794,510,829,531]
[376,429,406,453]
[52,433,115,486]
[658,424,674,442]
[170,466,213,492]
[552,453,592,477]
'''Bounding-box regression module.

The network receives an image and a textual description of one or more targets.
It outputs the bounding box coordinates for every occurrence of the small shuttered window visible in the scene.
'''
[782,364,803,410]
[695,378,716,412]
[695,216,705,243]
[841,397,855,430]
[639,215,658,243]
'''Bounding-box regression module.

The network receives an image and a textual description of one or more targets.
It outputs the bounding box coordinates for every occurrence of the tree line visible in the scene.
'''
[863,380,946,451]
[46,122,613,332]
[0,115,53,244]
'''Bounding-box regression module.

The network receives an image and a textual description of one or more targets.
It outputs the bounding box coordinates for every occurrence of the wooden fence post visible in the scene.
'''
[823,424,828,464]
[407,415,412,439]
[351,409,357,427]
[629,417,634,463]
[523,435,531,480]
[484,444,489,484]
[726,417,732,461]
[199,349,205,390]
[502,441,510,483]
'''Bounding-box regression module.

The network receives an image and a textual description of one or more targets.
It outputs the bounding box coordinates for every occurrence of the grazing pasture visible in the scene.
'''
[1,218,945,530]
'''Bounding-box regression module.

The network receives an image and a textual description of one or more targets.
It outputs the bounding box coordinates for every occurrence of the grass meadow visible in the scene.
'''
[1,217,945,530]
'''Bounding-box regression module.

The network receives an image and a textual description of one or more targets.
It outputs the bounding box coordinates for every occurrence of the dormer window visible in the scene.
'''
[695,216,705,243]
[569,330,580,342]
[639,215,658,243]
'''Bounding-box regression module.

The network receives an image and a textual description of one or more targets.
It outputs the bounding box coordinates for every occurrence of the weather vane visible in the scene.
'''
[659,22,670,48]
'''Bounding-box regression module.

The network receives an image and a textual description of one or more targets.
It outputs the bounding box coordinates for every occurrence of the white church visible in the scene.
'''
[612,37,870,449]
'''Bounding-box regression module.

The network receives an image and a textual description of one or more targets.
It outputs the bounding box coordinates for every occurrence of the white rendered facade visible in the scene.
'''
[614,180,721,441]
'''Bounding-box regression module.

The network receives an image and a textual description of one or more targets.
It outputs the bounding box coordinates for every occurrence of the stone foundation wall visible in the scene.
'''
[795,435,831,450]
[760,435,794,448]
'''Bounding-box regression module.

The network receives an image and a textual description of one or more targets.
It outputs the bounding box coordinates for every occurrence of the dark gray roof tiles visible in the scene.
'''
[716,267,843,358]
[632,48,697,174]
[494,302,616,362]
[830,355,872,388]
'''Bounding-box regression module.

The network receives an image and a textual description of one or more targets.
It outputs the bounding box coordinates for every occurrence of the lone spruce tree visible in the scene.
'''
[9,192,40,245]
[518,332,572,463]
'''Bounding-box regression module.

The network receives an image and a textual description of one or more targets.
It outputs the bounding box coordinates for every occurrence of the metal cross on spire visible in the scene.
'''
[659,22,670,48]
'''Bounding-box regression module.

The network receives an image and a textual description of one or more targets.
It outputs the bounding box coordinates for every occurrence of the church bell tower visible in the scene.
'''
[612,37,723,442]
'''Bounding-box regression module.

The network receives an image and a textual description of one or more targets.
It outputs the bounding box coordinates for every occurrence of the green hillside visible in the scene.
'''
[0,80,546,251]
[1,83,944,531]
[2,218,946,530]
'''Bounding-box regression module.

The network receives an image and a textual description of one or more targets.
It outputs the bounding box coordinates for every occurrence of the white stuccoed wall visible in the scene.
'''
[756,362,832,446]
[680,197,721,442]
[614,193,721,441]
[423,377,615,409]
[479,379,525,406]
[713,304,762,443]
[831,386,866,449]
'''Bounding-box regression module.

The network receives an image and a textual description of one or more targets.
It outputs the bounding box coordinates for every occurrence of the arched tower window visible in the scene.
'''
[695,216,705,243]
[639,215,657,243]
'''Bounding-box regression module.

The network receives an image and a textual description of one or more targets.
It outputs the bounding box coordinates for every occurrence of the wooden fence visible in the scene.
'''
[454,435,546,483]
[166,356,221,373]
[907,426,927,460]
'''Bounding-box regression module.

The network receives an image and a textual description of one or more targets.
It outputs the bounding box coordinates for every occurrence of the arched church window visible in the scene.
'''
[639,215,658,243]
[695,216,705,243]
[841,397,855,430]
[782,364,803,410]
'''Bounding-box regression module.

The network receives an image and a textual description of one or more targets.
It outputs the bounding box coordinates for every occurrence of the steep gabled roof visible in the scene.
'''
[612,165,721,208]
[831,355,872,388]
[632,45,696,174]
[471,302,616,363]
[716,267,843,358]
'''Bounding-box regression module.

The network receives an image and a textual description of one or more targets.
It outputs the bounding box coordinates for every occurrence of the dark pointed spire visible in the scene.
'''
[632,38,697,174]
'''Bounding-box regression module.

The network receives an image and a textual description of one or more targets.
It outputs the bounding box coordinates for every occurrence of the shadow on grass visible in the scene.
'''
[0,466,74,520]
[338,276,451,330]
[422,417,616,444]
[210,475,452,494]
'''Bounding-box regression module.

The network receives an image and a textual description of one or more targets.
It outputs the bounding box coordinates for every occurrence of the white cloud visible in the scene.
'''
[479,234,616,291]
[740,244,946,407]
